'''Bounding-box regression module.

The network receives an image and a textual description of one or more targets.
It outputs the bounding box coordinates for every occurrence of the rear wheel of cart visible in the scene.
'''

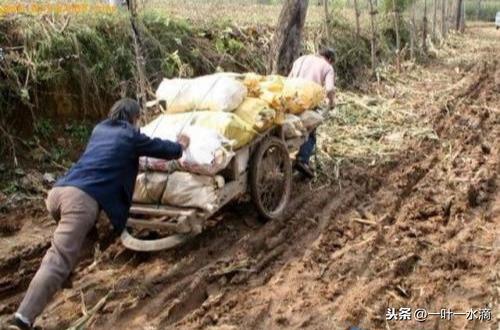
[250,137,292,221]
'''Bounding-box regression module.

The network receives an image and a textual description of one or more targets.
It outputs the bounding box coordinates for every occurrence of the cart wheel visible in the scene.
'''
[250,137,292,221]
[121,229,193,252]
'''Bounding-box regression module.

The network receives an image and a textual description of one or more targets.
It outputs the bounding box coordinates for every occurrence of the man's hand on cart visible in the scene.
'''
[177,134,190,150]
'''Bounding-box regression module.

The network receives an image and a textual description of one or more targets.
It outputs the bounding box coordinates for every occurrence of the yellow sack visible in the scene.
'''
[281,78,326,115]
[162,111,256,149]
[243,72,264,97]
[258,75,285,111]
[192,112,256,149]
[243,74,323,115]
[234,97,276,132]
[259,75,285,93]
[242,73,285,107]
[242,74,286,123]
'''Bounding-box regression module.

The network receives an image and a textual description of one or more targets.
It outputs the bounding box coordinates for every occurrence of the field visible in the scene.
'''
[0,1,499,330]
[146,0,326,26]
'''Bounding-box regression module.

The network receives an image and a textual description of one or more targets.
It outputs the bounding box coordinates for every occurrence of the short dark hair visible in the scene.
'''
[108,98,141,124]
[319,47,336,63]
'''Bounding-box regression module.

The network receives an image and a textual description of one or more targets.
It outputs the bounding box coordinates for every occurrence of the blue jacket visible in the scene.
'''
[55,119,183,232]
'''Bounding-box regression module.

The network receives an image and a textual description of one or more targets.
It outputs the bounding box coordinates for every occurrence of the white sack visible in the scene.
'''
[155,73,247,113]
[282,114,306,139]
[140,115,180,141]
[161,172,225,212]
[132,172,169,204]
[178,125,234,176]
[300,110,324,130]
[140,118,234,176]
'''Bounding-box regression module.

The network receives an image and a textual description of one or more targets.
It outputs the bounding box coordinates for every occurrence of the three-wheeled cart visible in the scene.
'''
[121,125,313,252]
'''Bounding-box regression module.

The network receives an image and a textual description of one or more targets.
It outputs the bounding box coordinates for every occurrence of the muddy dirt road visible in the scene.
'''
[0,25,498,330]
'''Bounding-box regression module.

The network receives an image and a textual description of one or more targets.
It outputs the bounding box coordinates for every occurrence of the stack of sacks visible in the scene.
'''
[144,111,256,150]
[134,119,231,210]
[139,116,235,176]
[133,172,224,212]
[242,73,325,138]
[134,73,256,209]
[152,73,261,149]
[133,121,234,212]
[133,71,325,210]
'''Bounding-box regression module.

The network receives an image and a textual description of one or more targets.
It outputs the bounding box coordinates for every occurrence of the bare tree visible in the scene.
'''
[441,0,447,37]
[324,0,331,40]
[432,0,438,39]
[367,0,377,72]
[447,0,453,31]
[460,0,465,31]
[126,0,149,108]
[410,1,416,60]
[268,0,309,74]
[455,0,463,30]
[391,0,401,72]
[353,0,361,38]
[423,0,428,54]
[476,0,482,20]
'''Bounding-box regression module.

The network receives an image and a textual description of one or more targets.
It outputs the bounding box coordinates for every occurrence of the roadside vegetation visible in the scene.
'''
[0,0,493,192]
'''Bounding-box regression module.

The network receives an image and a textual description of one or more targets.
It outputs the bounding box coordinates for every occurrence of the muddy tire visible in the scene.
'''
[249,137,292,221]
[121,229,193,252]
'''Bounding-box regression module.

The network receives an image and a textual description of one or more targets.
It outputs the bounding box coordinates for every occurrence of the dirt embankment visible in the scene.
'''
[0,26,498,330]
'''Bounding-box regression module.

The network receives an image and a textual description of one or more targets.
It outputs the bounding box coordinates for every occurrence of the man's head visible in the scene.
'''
[108,98,141,126]
[319,46,336,65]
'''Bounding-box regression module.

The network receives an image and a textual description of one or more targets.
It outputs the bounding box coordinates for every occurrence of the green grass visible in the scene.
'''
[0,10,270,125]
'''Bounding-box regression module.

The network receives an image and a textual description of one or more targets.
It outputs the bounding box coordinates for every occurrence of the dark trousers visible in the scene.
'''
[297,129,316,165]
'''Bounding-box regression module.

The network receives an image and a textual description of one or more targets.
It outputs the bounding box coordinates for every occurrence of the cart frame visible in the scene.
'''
[121,125,311,252]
